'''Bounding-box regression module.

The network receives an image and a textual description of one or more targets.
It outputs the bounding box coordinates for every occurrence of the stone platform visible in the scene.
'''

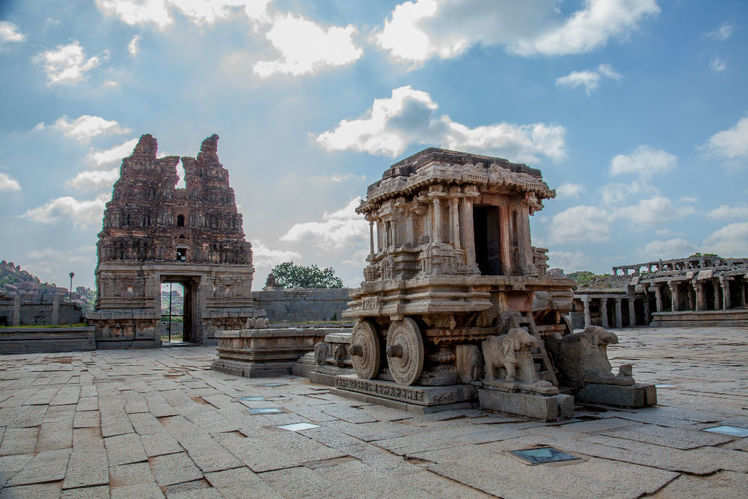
[650,308,748,327]
[0,327,96,354]
[213,327,348,377]
[576,382,657,408]
[0,326,746,498]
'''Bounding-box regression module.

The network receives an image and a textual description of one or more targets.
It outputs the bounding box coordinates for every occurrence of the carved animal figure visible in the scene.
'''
[482,328,541,383]
[556,326,621,388]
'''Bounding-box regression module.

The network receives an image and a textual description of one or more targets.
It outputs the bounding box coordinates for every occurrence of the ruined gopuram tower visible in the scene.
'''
[88,134,264,347]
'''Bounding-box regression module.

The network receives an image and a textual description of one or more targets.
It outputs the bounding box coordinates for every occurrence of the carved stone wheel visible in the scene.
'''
[386,318,424,386]
[350,320,381,379]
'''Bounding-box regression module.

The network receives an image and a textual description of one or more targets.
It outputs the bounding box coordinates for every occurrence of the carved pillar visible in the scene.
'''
[376,221,383,252]
[668,281,679,311]
[628,298,636,327]
[582,296,591,328]
[600,298,609,328]
[424,203,432,244]
[694,281,705,311]
[643,297,650,324]
[654,285,663,312]
[405,212,414,247]
[615,298,623,328]
[432,198,442,243]
[713,280,721,311]
[368,221,374,257]
[460,191,477,269]
[52,293,61,325]
[449,196,461,249]
[499,205,512,275]
[11,294,20,326]
[720,277,730,310]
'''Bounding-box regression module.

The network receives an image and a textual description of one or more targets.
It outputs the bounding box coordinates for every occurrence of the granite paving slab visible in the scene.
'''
[52,386,80,406]
[0,482,62,499]
[0,454,33,487]
[652,470,748,499]
[37,421,73,452]
[150,452,203,486]
[320,404,378,423]
[43,405,76,424]
[108,461,154,488]
[63,447,108,489]
[110,482,165,499]
[73,410,100,428]
[61,485,110,499]
[7,448,71,486]
[128,412,164,435]
[76,397,98,412]
[104,433,147,466]
[0,427,39,456]
[601,423,736,449]
[142,431,184,457]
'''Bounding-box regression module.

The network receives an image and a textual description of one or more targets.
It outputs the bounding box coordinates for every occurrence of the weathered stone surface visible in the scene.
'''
[601,424,736,450]
[89,134,264,345]
[204,467,282,498]
[652,470,748,499]
[0,482,62,499]
[479,389,574,421]
[104,433,147,466]
[61,485,110,499]
[7,448,71,486]
[0,427,39,456]
[73,410,100,428]
[0,453,33,486]
[142,431,183,458]
[335,375,476,407]
[110,482,164,499]
[150,452,203,486]
[576,382,657,408]
[63,447,108,489]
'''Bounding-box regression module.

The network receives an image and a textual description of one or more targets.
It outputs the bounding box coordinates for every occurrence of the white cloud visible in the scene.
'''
[281,197,368,249]
[0,21,25,43]
[251,240,301,268]
[0,173,21,192]
[67,168,120,191]
[88,138,138,168]
[41,115,130,143]
[704,222,748,256]
[376,0,659,63]
[128,34,140,57]
[254,14,362,77]
[22,194,110,228]
[556,70,599,95]
[704,117,748,164]
[708,204,748,220]
[95,0,270,30]
[513,0,660,56]
[33,41,108,86]
[641,238,696,259]
[549,205,610,244]
[600,181,655,205]
[610,145,677,177]
[613,196,694,225]
[710,57,727,72]
[556,183,583,199]
[547,250,587,272]
[316,85,565,163]
[706,22,733,41]
[555,63,622,95]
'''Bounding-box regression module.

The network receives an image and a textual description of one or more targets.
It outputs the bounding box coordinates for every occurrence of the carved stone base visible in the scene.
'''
[333,375,476,410]
[478,388,574,421]
[212,358,296,378]
[575,383,657,408]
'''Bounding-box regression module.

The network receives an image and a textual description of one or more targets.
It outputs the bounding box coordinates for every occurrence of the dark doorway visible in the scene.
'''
[160,276,201,344]
[473,205,501,275]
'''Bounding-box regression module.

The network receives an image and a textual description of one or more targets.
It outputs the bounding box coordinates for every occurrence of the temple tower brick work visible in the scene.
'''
[88,134,264,347]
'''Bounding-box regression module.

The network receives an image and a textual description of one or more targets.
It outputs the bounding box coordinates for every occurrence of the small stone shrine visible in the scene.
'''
[338,148,656,418]
[87,134,264,346]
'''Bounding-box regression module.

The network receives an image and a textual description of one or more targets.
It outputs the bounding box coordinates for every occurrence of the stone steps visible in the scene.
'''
[650,308,748,327]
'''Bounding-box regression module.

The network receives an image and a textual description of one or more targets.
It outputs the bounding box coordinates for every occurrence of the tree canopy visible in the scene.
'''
[268,262,343,289]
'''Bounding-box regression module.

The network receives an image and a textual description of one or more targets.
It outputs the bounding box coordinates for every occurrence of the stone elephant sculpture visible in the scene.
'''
[481,327,541,383]
[555,326,628,388]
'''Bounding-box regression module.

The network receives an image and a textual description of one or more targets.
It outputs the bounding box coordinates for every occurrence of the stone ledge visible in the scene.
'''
[576,383,657,408]
[479,388,574,421]
[334,375,476,407]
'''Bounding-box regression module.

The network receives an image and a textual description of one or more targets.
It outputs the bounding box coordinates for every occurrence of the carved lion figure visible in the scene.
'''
[481,327,541,383]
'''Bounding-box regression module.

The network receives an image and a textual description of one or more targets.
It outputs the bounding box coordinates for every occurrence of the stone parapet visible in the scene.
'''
[0,327,95,354]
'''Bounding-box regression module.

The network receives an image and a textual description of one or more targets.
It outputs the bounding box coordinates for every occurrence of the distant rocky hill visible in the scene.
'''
[567,271,630,289]
[0,260,95,310]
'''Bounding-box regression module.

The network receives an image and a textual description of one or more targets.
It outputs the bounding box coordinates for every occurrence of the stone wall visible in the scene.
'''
[0,299,83,326]
[252,288,351,323]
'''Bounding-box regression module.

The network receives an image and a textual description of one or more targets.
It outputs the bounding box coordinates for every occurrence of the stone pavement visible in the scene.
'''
[0,327,746,498]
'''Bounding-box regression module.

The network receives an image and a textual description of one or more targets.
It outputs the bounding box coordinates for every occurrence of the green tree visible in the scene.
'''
[269,262,343,289]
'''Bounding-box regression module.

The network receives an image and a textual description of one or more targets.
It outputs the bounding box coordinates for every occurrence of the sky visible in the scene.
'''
[0,0,747,291]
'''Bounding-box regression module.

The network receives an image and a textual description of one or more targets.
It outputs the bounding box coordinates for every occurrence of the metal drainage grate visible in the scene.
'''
[510,447,580,465]
[277,423,319,432]
[703,425,748,438]
[240,396,265,402]
[248,407,283,415]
